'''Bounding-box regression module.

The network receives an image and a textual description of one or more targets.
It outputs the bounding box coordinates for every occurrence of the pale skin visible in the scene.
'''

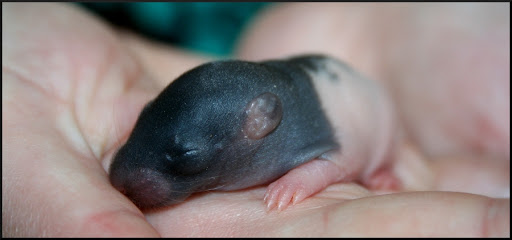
[2,2,509,237]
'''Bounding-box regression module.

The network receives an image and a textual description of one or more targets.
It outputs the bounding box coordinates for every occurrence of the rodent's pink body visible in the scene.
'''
[264,58,399,211]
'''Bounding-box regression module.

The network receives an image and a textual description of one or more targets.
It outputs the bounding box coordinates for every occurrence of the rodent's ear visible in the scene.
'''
[242,92,283,139]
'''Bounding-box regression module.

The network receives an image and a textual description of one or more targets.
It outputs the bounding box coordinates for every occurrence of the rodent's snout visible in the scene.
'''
[109,167,176,209]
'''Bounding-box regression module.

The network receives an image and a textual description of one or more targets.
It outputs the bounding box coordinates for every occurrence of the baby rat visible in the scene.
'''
[109,54,400,211]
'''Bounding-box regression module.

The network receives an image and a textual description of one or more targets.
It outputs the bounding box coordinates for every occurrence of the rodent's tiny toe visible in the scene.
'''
[264,182,281,211]
[265,197,277,212]
[276,191,294,212]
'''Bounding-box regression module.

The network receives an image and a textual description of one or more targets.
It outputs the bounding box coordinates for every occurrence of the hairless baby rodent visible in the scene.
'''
[109,54,400,211]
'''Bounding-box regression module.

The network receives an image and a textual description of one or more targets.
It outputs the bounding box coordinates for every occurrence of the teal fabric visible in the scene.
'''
[78,2,272,56]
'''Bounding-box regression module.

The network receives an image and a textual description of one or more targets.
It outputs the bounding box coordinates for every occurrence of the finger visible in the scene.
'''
[393,141,510,198]
[313,191,508,237]
[318,192,510,237]
[430,155,510,199]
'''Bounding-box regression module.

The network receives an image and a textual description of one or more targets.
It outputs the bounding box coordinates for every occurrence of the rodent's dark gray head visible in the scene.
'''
[109,60,285,209]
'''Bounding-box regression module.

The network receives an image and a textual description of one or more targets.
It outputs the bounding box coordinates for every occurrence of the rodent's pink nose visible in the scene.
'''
[110,168,173,209]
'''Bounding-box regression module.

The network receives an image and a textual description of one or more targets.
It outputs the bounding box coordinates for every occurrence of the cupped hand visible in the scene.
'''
[2,2,509,237]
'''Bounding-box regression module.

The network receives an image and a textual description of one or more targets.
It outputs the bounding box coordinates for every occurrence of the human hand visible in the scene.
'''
[2,2,509,237]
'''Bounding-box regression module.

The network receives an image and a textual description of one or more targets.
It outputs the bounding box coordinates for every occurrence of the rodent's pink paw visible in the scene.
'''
[264,179,309,212]
[263,159,346,212]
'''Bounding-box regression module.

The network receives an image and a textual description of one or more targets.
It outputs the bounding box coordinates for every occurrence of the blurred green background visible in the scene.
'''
[77,2,273,57]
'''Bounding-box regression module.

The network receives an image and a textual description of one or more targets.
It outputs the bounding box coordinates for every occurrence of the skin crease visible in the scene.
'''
[2,2,509,238]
